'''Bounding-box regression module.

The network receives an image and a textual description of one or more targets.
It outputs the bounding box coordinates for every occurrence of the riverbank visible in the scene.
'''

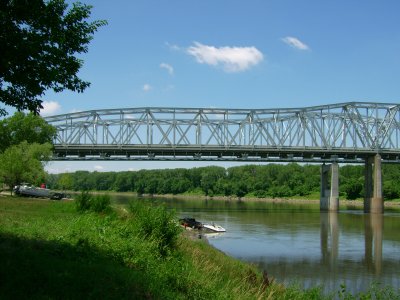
[1,196,399,299]
[5,188,400,208]
[76,190,400,209]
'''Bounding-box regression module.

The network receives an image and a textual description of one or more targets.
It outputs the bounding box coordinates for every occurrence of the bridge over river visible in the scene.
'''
[45,102,400,213]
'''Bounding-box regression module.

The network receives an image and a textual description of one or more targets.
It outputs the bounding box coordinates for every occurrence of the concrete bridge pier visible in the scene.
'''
[320,163,339,211]
[364,154,383,214]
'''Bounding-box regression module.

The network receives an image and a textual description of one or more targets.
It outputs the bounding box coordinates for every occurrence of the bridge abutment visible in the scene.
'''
[364,154,383,214]
[320,163,339,211]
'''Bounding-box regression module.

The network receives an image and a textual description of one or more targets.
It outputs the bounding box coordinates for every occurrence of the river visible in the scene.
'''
[113,195,400,295]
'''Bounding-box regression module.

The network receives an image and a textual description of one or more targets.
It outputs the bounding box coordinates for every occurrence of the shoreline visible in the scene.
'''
[132,192,400,208]
[4,190,400,208]
[123,192,400,208]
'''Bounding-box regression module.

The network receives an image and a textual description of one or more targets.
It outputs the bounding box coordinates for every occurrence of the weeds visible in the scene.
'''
[91,194,111,213]
[128,200,181,256]
[74,191,92,211]
[74,191,111,213]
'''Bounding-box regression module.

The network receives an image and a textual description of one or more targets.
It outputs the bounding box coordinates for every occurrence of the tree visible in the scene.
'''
[200,166,226,196]
[0,141,52,193]
[0,0,107,115]
[342,179,363,200]
[383,180,400,200]
[71,171,92,191]
[113,172,133,192]
[58,173,73,191]
[0,111,56,152]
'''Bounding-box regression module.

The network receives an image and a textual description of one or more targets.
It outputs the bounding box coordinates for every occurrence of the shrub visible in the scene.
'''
[383,180,400,200]
[129,200,181,256]
[91,194,111,213]
[74,192,111,213]
[342,179,363,200]
[75,191,92,212]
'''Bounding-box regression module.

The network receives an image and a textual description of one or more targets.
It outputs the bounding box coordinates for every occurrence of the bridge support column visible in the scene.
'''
[364,154,383,214]
[320,163,339,211]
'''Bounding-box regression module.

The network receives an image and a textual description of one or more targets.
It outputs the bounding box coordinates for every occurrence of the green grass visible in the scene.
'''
[1,196,399,299]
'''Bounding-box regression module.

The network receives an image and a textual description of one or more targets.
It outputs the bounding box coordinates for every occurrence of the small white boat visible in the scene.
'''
[202,222,226,232]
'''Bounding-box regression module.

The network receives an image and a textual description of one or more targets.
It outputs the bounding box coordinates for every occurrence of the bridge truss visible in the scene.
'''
[44,102,400,163]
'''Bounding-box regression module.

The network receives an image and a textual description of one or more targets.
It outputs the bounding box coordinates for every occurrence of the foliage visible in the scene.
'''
[90,194,111,213]
[342,179,363,200]
[129,200,181,256]
[57,173,73,191]
[0,141,52,192]
[74,191,111,213]
[200,166,225,196]
[383,181,400,200]
[0,112,56,152]
[0,0,107,115]
[47,163,400,201]
[74,191,92,212]
[113,172,133,192]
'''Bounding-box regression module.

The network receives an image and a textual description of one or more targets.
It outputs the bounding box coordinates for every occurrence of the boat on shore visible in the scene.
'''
[179,217,226,232]
[202,222,226,232]
[179,217,203,229]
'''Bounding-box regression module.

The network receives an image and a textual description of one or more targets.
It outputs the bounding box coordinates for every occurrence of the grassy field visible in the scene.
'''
[0,196,398,299]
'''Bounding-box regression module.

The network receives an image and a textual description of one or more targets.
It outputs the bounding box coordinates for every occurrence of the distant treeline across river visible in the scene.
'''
[47,163,400,200]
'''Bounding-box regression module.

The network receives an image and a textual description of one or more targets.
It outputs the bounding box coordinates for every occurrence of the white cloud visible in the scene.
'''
[94,165,104,171]
[187,42,264,73]
[160,63,174,75]
[40,101,61,116]
[281,36,310,50]
[143,84,152,92]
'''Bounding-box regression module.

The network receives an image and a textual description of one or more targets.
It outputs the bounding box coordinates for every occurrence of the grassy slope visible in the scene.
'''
[1,197,398,299]
[0,197,273,299]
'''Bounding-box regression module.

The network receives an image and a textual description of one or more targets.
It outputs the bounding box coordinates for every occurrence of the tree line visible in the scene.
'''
[47,163,400,200]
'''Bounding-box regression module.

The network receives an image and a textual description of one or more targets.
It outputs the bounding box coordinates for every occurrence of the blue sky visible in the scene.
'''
[44,0,400,173]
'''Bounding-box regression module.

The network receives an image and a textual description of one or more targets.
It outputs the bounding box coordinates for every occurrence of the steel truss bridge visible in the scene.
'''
[45,102,400,163]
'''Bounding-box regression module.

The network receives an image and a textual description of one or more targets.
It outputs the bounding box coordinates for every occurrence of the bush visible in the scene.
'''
[74,192,111,213]
[91,194,111,213]
[383,180,400,200]
[342,179,363,200]
[129,200,181,256]
[75,191,92,212]
[268,185,293,198]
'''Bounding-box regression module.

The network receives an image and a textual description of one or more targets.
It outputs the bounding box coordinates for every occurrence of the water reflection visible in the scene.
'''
[320,212,383,276]
[364,213,383,275]
[320,212,339,266]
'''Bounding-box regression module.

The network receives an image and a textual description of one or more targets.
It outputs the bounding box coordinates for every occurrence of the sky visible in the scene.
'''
[42,0,400,173]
